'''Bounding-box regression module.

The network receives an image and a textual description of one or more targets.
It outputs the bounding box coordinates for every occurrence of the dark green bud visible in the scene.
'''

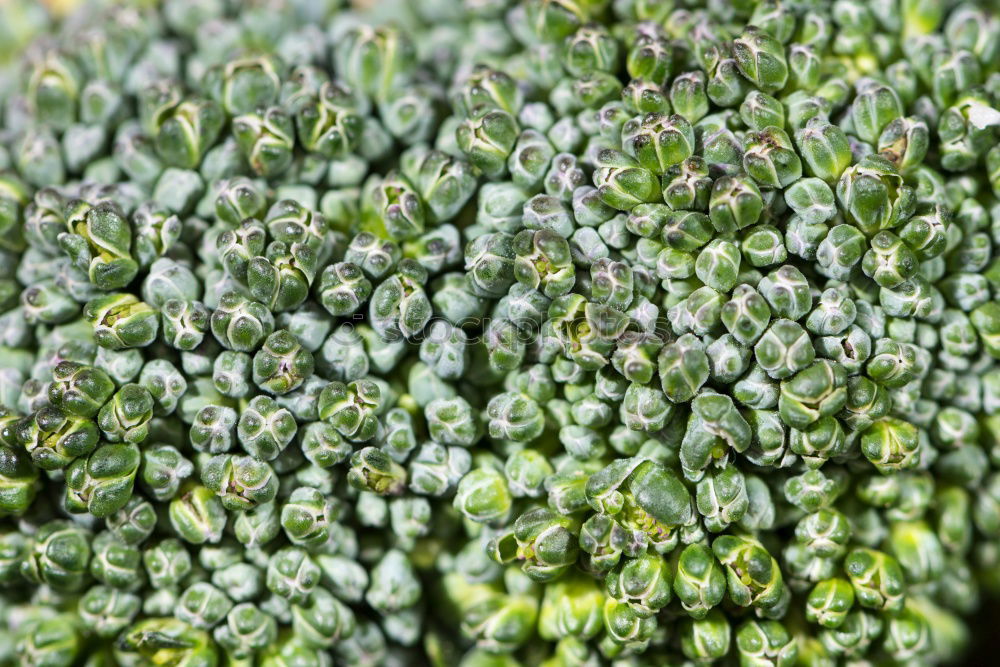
[63,442,139,517]
[97,384,153,444]
[238,395,297,460]
[84,293,158,350]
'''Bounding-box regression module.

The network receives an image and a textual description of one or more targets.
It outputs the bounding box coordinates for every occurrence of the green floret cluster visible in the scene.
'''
[3,0,1000,664]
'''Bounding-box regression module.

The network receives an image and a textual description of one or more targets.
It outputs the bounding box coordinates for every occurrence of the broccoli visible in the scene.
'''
[1,0,1000,665]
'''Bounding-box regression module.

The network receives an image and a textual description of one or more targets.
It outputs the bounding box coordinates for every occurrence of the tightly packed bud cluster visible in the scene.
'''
[1,0,1000,665]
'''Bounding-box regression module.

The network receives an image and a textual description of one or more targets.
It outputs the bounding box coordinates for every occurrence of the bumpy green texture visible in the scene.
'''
[3,0,1000,665]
